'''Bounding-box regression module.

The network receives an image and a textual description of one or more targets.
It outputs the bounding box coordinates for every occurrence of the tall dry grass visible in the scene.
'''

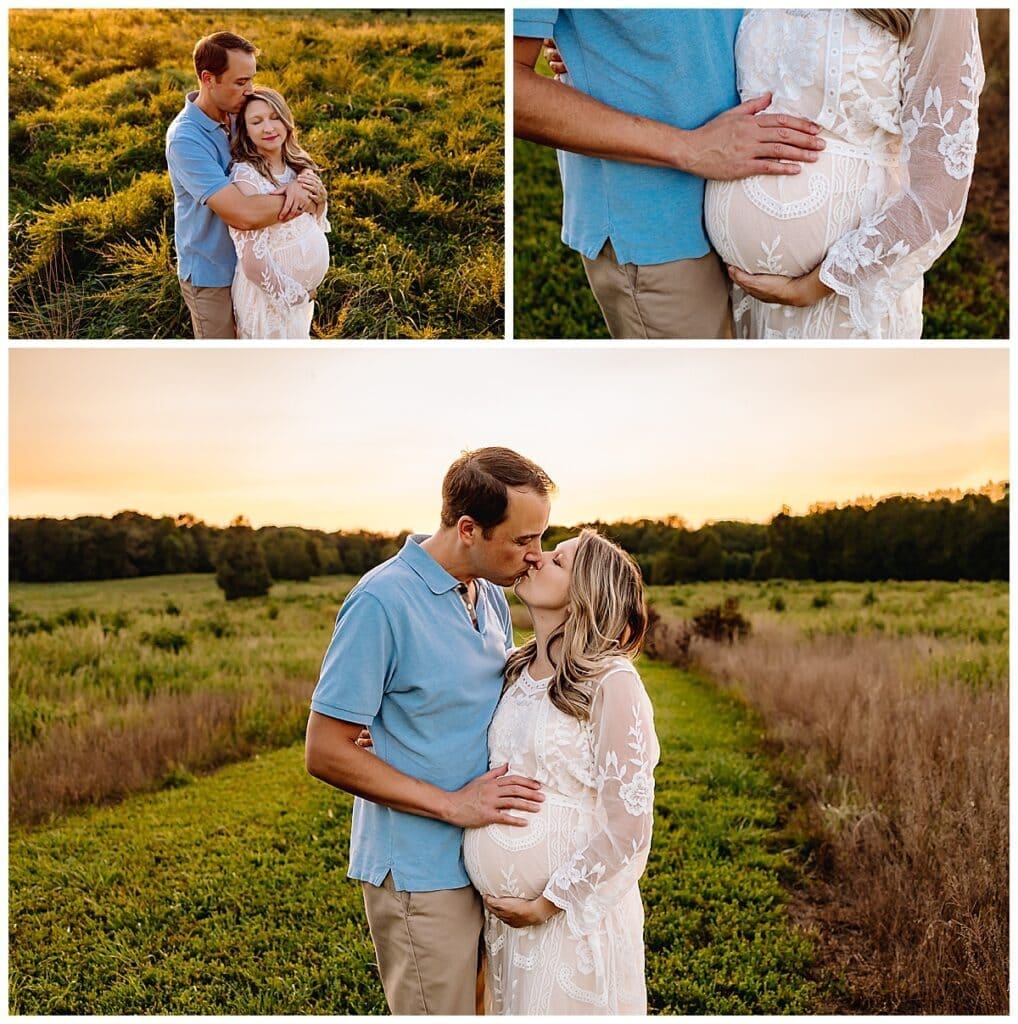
[657,621,1007,1013]
[9,678,312,826]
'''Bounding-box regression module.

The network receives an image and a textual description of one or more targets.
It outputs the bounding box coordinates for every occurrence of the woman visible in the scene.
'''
[228,88,330,339]
[704,9,985,338]
[463,529,660,1014]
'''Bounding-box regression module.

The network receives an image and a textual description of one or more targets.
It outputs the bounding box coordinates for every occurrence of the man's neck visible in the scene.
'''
[419,528,475,584]
[193,87,229,127]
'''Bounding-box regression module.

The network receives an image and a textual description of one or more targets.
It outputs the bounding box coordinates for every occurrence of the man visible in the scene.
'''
[513,10,826,339]
[165,31,326,338]
[305,448,553,1015]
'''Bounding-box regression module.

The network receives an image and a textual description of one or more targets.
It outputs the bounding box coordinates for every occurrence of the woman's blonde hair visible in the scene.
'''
[231,88,320,187]
[855,9,914,42]
[504,528,648,721]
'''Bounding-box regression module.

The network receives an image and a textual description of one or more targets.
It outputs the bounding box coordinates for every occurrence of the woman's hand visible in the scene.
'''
[542,39,567,78]
[275,178,315,221]
[726,263,833,307]
[297,169,327,210]
[483,894,562,928]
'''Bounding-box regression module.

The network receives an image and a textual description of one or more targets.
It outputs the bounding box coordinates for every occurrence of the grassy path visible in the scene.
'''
[10,659,821,1014]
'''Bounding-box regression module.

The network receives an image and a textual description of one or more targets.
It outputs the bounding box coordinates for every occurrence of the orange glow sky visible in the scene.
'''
[8,347,1008,532]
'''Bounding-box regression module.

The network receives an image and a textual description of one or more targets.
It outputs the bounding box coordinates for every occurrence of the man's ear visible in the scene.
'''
[457,516,479,546]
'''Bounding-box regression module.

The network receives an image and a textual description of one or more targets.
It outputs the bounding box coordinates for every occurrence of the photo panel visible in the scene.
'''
[512,8,1007,341]
[8,345,1009,1013]
[9,8,504,341]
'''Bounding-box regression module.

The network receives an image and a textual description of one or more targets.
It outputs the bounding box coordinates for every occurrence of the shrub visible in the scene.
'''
[770,595,786,612]
[644,606,695,668]
[53,606,97,628]
[811,591,833,609]
[164,601,181,616]
[100,610,131,635]
[693,598,751,644]
[862,588,878,607]
[141,628,189,654]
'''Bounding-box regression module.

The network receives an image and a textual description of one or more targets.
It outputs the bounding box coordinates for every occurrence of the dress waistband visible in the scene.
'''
[822,137,902,167]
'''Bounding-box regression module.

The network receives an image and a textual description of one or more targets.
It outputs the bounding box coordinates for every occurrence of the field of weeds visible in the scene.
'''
[10,573,1007,1012]
[9,659,823,1014]
[9,574,358,824]
[9,9,504,339]
[513,10,1008,339]
[647,581,1008,1014]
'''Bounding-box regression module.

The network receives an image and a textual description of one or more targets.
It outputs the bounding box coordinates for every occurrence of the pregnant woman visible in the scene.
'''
[228,88,330,339]
[705,9,985,338]
[464,529,660,1014]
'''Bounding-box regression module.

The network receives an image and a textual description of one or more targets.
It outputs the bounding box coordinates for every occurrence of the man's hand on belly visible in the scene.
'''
[682,93,826,181]
[445,763,544,829]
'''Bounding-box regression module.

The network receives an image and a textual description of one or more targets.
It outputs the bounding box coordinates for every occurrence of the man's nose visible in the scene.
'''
[526,547,544,567]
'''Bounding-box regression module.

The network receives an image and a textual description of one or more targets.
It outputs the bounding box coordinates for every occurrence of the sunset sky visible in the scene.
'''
[8,347,1008,533]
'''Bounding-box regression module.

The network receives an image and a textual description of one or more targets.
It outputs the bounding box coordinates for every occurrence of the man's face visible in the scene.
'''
[469,487,551,587]
[204,49,256,115]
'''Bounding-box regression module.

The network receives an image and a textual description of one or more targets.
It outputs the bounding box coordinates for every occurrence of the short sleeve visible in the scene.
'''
[166,125,231,206]
[513,8,559,40]
[229,161,267,197]
[310,589,396,725]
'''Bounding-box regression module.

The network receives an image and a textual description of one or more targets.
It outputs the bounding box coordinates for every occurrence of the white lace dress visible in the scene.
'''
[463,658,660,1015]
[705,9,984,339]
[228,162,331,339]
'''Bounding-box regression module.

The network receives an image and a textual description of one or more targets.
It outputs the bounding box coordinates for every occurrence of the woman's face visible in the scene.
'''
[244,98,287,156]
[514,536,580,613]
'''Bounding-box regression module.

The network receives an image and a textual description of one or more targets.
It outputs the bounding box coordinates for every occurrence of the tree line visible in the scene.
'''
[9,489,1008,586]
[8,512,405,584]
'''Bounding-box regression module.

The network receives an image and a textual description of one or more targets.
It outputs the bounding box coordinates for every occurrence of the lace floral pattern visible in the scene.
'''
[705,9,984,339]
[228,162,331,339]
[463,658,659,1014]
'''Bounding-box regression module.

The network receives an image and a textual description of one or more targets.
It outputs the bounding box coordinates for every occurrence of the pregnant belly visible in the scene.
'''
[705,156,875,279]
[280,229,330,292]
[464,798,581,900]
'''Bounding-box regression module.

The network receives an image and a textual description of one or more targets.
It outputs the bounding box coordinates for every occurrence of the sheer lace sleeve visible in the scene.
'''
[819,10,985,336]
[228,163,311,309]
[542,662,660,938]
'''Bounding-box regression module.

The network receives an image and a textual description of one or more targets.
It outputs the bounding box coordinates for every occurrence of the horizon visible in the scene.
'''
[7,478,1009,536]
[9,348,1008,532]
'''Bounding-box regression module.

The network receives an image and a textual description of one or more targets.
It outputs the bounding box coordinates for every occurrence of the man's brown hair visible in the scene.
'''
[440,447,554,535]
[193,31,258,82]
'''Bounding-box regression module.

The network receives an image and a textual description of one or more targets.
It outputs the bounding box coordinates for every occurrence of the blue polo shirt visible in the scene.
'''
[311,535,513,892]
[165,92,237,286]
[514,9,742,266]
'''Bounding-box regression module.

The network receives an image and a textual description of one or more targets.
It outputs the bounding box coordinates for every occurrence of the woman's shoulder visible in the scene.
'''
[229,160,264,183]
[592,655,642,690]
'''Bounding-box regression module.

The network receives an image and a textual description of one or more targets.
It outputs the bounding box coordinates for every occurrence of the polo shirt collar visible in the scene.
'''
[400,534,464,595]
[183,90,233,135]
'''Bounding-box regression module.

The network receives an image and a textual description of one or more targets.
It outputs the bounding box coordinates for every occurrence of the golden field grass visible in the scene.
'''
[9,9,504,339]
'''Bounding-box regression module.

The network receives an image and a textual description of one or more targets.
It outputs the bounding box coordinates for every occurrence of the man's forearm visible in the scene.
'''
[515,64,689,170]
[235,194,286,231]
[306,730,454,823]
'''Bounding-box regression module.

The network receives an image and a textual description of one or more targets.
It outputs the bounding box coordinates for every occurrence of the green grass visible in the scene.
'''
[646,579,1009,645]
[9,657,823,1014]
[9,9,504,339]
[10,574,358,744]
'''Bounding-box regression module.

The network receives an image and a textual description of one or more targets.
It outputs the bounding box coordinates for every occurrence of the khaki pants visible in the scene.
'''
[179,279,236,339]
[581,240,734,340]
[362,873,483,1015]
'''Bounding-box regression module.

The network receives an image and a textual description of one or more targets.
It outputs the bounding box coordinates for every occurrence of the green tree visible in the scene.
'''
[214,522,272,601]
